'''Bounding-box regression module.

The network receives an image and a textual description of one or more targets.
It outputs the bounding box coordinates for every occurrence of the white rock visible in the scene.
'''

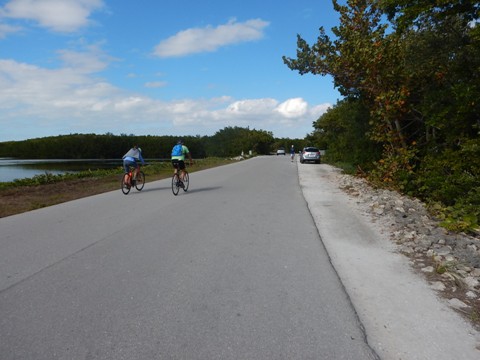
[467,244,477,252]
[393,230,403,237]
[448,298,469,309]
[466,291,477,299]
[470,268,480,277]
[400,246,414,254]
[436,247,452,256]
[405,231,416,240]
[463,276,479,290]
[421,266,435,273]
[430,281,446,291]
[445,255,455,262]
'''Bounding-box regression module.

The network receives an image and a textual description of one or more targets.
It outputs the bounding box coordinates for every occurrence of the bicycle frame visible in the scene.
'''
[121,167,145,195]
[171,169,189,196]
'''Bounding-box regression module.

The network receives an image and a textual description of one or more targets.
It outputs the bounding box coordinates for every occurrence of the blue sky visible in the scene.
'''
[0,0,343,142]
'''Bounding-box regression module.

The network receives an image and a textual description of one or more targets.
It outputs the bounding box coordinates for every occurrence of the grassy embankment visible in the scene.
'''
[0,158,235,218]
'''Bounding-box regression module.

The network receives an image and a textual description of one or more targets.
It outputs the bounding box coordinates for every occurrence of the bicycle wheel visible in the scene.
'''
[135,171,145,191]
[182,171,189,192]
[121,173,131,195]
[171,173,180,196]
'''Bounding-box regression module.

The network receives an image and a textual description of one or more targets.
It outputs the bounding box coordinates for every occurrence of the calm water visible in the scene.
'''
[0,158,122,182]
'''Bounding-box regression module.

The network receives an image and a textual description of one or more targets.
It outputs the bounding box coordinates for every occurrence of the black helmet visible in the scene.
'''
[177,138,184,144]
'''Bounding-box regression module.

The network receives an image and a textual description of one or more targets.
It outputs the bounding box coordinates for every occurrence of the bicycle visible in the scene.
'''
[171,169,189,196]
[121,167,145,195]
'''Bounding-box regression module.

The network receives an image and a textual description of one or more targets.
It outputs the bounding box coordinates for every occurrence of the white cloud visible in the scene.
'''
[309,103,332,118]
[0,54,117,115]
[0,53,330,140]
[2,0,104,32]
[114,96,148,111]
[57,47,110,73]
[0,22,21,38]
[153,18,270,58]
[275,98,308,118]
[227,98,278,115]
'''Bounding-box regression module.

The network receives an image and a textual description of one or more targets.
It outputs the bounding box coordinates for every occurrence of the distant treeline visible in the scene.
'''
[0,127,308,159]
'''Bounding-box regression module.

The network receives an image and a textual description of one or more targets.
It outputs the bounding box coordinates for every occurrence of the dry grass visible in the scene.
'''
[0,173,170,218]
[0,159,236,218]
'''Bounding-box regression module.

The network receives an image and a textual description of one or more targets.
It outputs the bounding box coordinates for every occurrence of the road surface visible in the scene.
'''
[0,157,378,359]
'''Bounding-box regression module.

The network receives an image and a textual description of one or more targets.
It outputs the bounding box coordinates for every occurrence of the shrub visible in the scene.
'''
[414,139,480,233]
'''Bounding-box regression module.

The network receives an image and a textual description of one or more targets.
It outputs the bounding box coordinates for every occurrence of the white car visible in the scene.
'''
[276,148,286,155]
[300,147,321,164]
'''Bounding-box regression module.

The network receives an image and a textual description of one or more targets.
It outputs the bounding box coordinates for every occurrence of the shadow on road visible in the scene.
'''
[184,186,223,194]
[137,185,170,193]
[123,185,223,195]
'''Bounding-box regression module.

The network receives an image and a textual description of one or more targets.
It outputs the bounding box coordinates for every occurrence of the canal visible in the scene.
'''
[0,159,122,183]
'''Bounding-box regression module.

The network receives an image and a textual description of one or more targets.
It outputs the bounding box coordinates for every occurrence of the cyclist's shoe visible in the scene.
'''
[132,179,136,186]
[179,181,184,188]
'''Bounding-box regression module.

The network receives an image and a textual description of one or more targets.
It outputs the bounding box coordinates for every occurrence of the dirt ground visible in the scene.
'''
[0,160,232,218]
[0,173,169,218]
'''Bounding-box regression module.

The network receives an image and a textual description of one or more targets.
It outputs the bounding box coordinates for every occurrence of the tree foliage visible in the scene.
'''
[0,127,281,159]
[284,0,416,176]
[380,0,480,31]
[311,98,381,167]
[284,0,480,232]
[204,127,275,157]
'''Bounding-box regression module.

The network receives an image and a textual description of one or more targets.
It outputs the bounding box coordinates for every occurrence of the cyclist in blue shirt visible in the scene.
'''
[171,139,193,187]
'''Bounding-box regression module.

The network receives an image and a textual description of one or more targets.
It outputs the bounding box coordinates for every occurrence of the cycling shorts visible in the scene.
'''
[123,159,138,173]
[171,159,185,170]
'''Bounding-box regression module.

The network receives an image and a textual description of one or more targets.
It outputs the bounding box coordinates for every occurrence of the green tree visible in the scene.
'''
[311,98,381,167]
[284,0,480,230]
[206,126,274,157]
[284,0,415,182]
[380,0,480,31]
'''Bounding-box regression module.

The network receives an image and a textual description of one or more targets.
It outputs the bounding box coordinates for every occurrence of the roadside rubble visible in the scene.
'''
[336,172,480,326]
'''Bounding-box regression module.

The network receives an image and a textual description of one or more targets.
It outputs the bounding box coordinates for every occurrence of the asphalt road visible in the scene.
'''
[0,157,378,359]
